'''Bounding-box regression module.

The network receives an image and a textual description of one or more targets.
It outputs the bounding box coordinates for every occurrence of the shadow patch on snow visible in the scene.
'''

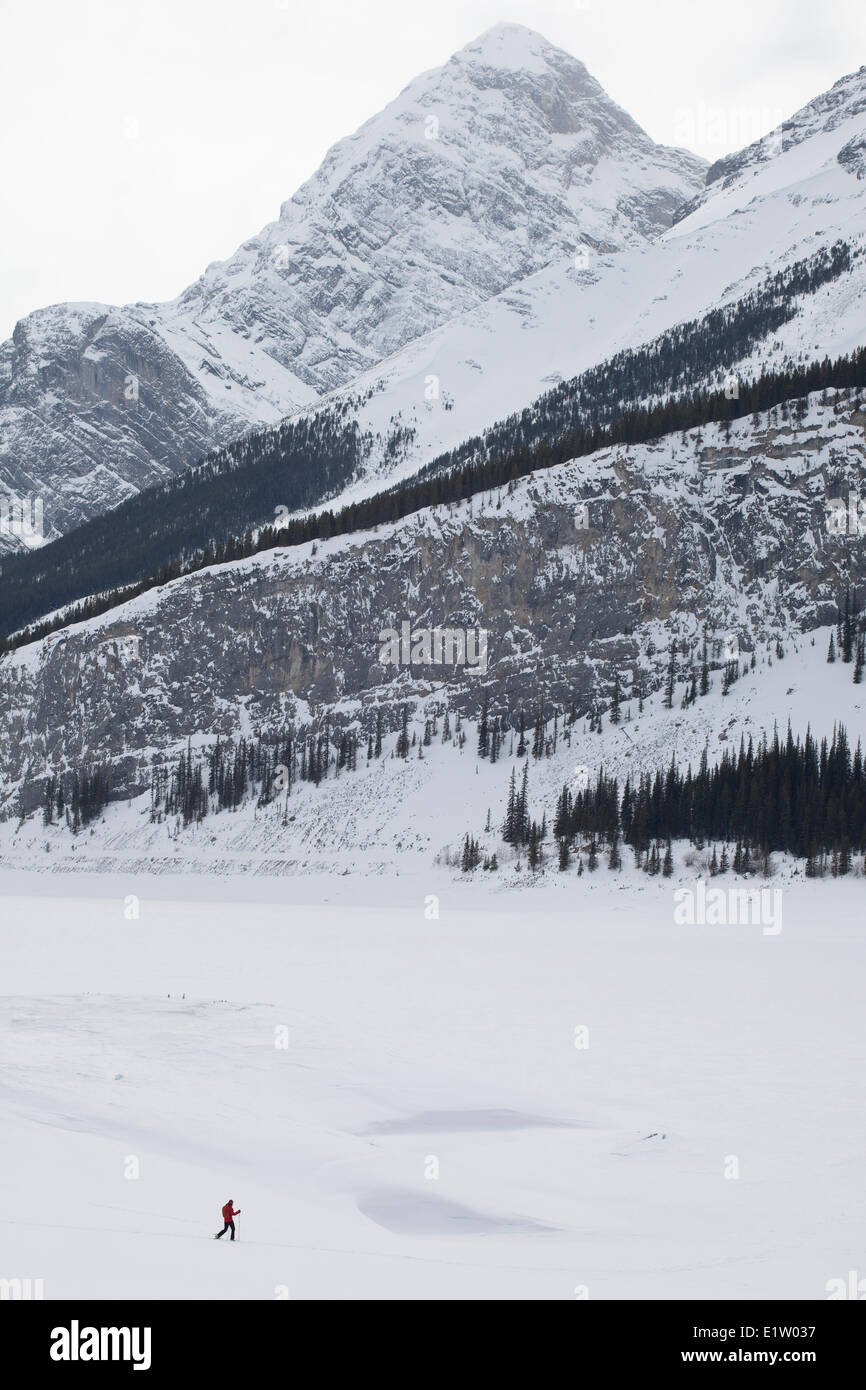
[358,1188,557,1237]
[362,1107,580,1135]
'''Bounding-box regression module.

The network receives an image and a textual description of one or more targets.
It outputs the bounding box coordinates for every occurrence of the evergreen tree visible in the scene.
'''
[396,705,410,759]
[662,838,673,877]
[516,764,530,846]
[528,823,541,871]
[516,712,527,757]
[700,632,710,696]
[532,707,544,758]
[839,836,852,876]
[664,643,676,709]
[503,768,518,845]
[489,716,501,763]
[842,585,854,663]
[610,670,621,724]
[477,696,489,758]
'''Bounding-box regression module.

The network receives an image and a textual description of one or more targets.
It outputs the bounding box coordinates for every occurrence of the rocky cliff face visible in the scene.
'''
[2,388,863,816]
[0,304,269,556]
[0,23,705,555]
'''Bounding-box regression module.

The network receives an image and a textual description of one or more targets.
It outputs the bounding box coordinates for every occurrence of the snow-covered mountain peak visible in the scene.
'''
[176,22,705,382]
[219,21,703,283]
[0,27,707,555]
[450,21,558,65]
[450,21,588,74]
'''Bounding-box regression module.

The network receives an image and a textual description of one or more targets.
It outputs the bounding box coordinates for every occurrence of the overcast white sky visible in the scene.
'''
[0,0,863,340]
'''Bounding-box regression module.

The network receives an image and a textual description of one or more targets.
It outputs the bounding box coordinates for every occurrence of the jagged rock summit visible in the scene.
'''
[0,23,705,551]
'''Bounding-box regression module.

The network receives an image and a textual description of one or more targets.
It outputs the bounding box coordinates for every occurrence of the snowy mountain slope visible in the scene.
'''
[681,63,866,224]
[0,23,705,555]
[274,64,866,506]
[0,616,861,879]
[2,865,864,1298]
[1,387,864,835]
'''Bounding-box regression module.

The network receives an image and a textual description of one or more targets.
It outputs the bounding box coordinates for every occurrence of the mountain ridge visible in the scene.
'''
[0,24,704,554]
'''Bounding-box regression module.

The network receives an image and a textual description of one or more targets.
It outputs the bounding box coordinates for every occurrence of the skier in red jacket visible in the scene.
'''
[215,1199,241,1240]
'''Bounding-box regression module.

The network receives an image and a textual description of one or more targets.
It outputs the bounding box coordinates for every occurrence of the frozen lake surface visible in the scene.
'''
[0,867,863,1300]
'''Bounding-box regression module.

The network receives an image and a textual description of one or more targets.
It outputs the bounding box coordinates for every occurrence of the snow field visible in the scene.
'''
[0,863,863,1299]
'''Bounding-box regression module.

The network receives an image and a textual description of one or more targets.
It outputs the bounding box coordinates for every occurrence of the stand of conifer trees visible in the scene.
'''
[553,724,865,864]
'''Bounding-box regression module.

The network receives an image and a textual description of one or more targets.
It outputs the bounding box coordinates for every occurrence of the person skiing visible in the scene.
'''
[215,1198,241,1240]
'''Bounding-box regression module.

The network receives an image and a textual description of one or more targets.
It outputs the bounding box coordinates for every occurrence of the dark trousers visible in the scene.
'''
[215,1220,235,1240]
